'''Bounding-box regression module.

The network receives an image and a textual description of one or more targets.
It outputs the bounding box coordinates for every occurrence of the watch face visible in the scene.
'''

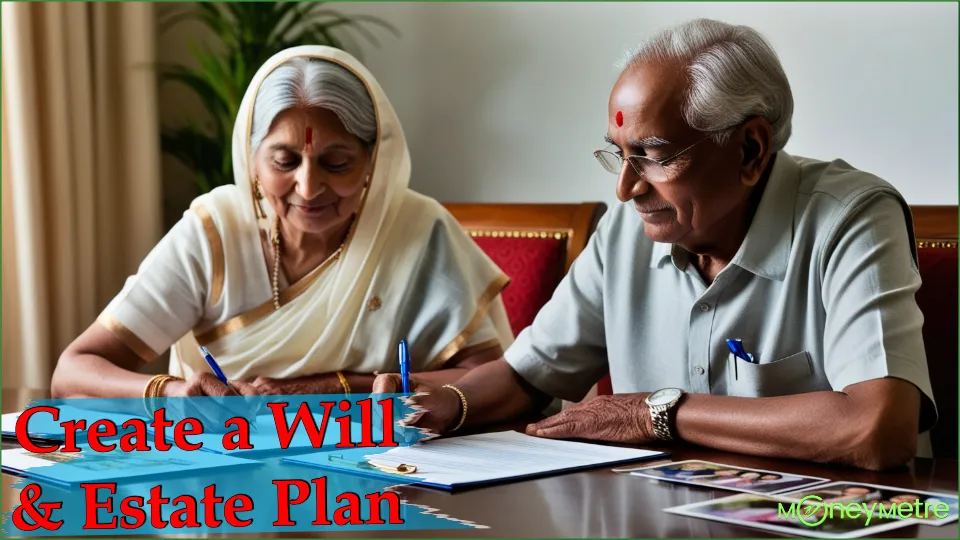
[648,388,682,406]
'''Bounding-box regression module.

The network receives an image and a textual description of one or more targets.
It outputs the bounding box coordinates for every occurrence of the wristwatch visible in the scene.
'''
[645,388,685,441]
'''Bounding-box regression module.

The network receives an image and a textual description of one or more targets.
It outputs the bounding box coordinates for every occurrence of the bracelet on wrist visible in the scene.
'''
[336,371,351,395]
[441,384,468,432]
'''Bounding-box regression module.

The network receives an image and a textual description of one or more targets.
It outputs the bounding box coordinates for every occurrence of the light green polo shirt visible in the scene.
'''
[504,151,937,435]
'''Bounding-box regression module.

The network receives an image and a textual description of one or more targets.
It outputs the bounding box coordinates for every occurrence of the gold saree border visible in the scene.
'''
[192,204,225,306]
[426,273,511,370]
[96,313,158,362]
[194,254,341,346]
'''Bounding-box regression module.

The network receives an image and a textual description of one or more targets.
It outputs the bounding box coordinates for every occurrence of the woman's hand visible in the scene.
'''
[164,373,260,398]
[371,373,463,437]
[249,376,288,396]
[249,374,345,396]
[162,373,262,432]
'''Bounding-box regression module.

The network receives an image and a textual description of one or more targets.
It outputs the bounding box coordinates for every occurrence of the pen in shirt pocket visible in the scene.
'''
[725,338,757,364]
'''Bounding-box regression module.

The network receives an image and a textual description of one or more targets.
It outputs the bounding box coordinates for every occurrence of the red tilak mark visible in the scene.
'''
[615,111,624,127]
[304,127,313,147]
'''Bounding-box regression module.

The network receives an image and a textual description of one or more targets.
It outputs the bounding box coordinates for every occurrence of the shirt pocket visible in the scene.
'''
[726,351,814,398]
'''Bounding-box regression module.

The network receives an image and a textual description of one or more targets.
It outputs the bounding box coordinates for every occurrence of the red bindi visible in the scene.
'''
[615,111,624,127]
[304,126,313,147]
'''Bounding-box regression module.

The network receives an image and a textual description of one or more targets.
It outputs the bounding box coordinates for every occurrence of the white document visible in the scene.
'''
[1,446,260,485]
[289,430,667,490]
[1,412,23,435]
[2,407,146,440]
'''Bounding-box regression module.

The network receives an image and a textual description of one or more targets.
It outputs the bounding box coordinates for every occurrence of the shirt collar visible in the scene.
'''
[729,151,801,281]
[648,151,801,281]
[649,242,688,271]
[650,241,673,269]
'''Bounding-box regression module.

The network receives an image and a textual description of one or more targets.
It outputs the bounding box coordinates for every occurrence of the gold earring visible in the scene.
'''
[251,179,267,220]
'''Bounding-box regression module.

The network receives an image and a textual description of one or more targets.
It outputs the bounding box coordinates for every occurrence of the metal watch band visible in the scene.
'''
[650,404,673,441]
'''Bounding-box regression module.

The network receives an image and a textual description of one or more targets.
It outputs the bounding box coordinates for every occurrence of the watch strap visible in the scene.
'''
[649,403,674,441]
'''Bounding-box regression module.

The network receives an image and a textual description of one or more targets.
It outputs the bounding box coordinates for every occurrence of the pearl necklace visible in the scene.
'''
[271,214,354,311]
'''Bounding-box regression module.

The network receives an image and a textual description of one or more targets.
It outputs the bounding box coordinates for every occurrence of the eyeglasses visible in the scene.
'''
[594,134,712,183]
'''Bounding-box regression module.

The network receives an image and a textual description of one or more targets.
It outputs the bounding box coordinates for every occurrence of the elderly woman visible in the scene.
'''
[51,46,513,399]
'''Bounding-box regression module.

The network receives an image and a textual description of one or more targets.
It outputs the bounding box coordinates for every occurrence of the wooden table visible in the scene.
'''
[3,388,957,538]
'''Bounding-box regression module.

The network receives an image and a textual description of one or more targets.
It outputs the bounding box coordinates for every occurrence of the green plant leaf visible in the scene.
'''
[159,68,231,132]
[161,126,225,193]
[270,2,320,46]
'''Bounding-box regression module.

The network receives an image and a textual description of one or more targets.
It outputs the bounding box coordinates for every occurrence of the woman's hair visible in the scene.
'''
[617,18,794,153]
[250,58,377,155]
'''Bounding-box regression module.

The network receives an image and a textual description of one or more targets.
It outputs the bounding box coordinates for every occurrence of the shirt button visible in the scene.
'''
[699,303,710,312]
[694,366,705,375]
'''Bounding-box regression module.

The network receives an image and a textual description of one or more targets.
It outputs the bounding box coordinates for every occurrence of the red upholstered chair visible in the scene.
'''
[911,206,958,459]
[442,203,606,338]
[594,206,958,459]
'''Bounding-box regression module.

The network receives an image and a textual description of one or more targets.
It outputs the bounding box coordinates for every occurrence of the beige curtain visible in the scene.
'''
[2,2,162,389]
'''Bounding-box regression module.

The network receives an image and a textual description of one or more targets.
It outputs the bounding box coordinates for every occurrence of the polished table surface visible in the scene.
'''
[3,388,957,538]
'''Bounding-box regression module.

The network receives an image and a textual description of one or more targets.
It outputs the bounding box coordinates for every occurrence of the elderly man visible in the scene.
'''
[375,19,937,470]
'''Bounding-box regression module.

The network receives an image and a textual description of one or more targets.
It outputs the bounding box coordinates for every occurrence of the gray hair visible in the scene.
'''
[617,19,793,152]
[250,58,377,155]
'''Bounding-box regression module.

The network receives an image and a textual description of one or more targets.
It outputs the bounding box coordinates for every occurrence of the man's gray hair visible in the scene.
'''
[618,19,793,152]
[250,58,377,155]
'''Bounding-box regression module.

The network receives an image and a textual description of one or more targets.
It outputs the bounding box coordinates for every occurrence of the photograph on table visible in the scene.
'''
[665,493,916,539]
[629,459,829,494]
[779,481,959,526]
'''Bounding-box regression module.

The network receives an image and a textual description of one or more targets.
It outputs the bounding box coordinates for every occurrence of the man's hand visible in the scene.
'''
[372,373,463,436]
[526,393,656,443]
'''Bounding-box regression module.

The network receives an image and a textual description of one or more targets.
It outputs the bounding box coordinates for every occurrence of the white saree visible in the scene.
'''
[98,46,514,380]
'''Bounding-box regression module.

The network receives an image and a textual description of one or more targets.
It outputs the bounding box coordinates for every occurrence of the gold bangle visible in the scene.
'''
[336,371,351,395]
[142,375,165,416]
[154,375,177,398]
[143,375,168,399]
[442,384,468,432]
[142,375,178,417]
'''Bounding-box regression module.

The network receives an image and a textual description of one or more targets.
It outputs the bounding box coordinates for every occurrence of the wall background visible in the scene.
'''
[158,2,959,227]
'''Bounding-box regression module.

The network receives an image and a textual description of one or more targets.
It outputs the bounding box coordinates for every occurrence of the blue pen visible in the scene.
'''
[199,346,229,384]
[732,339,752,362]
[398,340,410,394]
[198,346,259,432]
[725,339,757,364]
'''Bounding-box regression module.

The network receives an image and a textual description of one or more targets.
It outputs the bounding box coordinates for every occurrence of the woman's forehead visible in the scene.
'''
[267,108,354,141]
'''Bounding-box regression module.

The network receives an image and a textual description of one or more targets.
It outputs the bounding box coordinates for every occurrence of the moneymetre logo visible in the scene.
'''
[778,494,951,527]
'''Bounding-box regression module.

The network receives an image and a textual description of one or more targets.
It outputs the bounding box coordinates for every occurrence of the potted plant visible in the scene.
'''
[158,2,398,194]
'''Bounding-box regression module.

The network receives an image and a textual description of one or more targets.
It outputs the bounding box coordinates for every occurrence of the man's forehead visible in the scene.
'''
[609,61,687,134]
